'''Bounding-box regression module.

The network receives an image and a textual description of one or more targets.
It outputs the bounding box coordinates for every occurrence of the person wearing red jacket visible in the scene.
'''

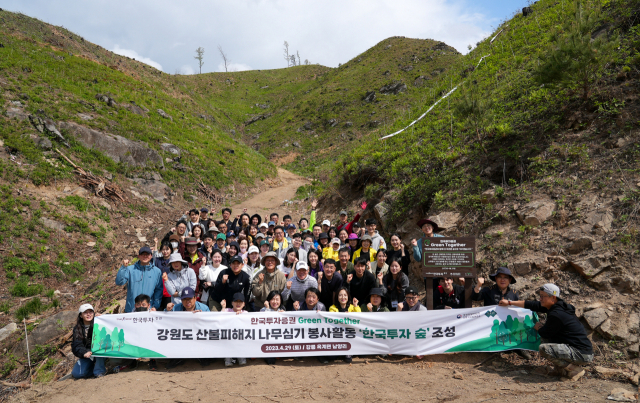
[336,201,367,234]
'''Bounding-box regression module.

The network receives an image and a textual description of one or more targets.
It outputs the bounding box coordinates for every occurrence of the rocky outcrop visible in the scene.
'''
[157,109,173,121]
[379,81,407,95]
[363,91,376,103]
[59,121,163,167]
[130,177,170,202]
[13,310,78,358]
[5,107,29,120]
[516,198,555,226]
[244,113,271,126]
[160,143,181,156]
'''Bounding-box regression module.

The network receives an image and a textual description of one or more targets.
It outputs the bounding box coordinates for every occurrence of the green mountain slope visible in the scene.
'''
[182,37,462,175]
[330,0,639,223]
[0,10,276,190]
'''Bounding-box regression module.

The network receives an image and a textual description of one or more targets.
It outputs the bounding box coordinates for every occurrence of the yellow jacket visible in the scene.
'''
[329,304,362,312]
[352,247,377,262]
[322,247,340,261]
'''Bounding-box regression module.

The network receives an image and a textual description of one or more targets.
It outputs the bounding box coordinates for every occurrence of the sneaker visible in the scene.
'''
[343,356,352,364]
[265,358,276,365]
[563,364,586,381]
[238,358,247,365]
[224,358,234,367]
[166,359,184,369]
[94,373,105,378]
[149,359,158,371]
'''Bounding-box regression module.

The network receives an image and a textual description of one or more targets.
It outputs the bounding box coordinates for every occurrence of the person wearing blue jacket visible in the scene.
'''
[411,219,444,263]
[116,246,163,312]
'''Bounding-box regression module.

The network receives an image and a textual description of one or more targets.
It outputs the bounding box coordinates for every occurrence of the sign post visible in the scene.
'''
[422,237,476,310]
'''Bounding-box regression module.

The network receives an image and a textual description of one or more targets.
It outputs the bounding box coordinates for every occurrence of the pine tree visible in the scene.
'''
[534,0,617,100]
[454,84,493,153]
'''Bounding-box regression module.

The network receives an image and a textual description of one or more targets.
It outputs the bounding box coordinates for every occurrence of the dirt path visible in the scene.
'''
[230,168,310,222]
[13,354,635,403]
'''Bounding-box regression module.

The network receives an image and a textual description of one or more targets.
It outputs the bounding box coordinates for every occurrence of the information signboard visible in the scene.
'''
[422,237,476,278]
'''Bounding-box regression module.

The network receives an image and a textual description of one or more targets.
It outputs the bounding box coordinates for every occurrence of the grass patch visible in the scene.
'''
[10,278,44,297]
[15,298,44,320]
[60,195,90,212]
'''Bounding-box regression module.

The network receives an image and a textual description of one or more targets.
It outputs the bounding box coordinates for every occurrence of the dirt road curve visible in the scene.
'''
[230,168,309,222]
[14,355,634,403]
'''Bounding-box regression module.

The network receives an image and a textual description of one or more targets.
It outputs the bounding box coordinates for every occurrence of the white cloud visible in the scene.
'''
[179,65,195,75]
[111,44,163,71]
[5,0,530,73]
[218,62,252,73]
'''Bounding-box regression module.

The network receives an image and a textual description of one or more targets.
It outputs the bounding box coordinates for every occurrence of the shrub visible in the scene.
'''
[15,298,43,320]
[10,279,44,297]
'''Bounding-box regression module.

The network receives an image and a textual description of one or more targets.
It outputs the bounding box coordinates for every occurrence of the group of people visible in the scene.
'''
[71,204,594,382]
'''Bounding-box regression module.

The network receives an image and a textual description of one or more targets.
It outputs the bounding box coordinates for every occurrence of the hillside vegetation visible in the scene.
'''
[0,10,276,190]
[182,37,462,175]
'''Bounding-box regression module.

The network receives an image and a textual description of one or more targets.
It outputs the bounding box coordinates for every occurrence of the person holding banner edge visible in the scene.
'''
[499,283,593,381]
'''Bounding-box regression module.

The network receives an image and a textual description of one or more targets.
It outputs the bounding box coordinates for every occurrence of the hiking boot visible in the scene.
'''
[265,358,276,365]
[563,364,586,381]
[224,358,234,367]
[149,359,158,371]
[238,358,247,365]
[343,356,352,364]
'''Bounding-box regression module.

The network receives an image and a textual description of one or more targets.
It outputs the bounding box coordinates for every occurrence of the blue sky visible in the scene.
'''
[1,0,533,73]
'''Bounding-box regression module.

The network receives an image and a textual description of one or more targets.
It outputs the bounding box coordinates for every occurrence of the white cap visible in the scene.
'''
[539,283,560,297]
[79,303,94,314]
[322,219,331,226]
[331,237,341,245]
[259,223,268,229]
[296,261,308,271]
[248,245,259,254]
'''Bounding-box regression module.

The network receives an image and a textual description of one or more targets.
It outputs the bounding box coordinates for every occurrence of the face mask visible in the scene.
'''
[240,247,247,253]
[171,242,179,249]
[135,306,149,312]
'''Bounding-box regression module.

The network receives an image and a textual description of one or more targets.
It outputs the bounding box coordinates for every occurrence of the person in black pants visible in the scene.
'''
[433,276,465,309]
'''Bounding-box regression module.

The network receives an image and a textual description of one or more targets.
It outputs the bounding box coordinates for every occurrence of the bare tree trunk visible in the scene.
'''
[218,45,229,72]
[283,41,290,67]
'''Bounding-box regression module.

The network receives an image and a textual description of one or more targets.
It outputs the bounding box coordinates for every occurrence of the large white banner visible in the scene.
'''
[91,306,541,358]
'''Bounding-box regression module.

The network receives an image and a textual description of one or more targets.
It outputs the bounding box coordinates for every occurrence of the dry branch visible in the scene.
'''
[198,181,225,205]
[56,148,126,203]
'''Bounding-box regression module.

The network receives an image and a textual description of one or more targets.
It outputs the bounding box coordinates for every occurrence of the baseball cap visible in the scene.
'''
[348,233,359,240]
[256,233,266,239]
[339,210,348,216]
[180,287,195,299]
[259,240,270,247]
[232,293,245,302]
[248,245,259,254]
[268,221,276,227]
[405,287,419,296]
[259,223,268,229]
[296,261,309,271]
[226,231,236,238]
[539,283,560,297]
[230,255,244,264]
[321,219,331,226]
[331,237,341,245]
[78,303,94,313]
[216,233,226,240]
[286,224,297,230]
[138,246,152,255]
[200,207,209,213]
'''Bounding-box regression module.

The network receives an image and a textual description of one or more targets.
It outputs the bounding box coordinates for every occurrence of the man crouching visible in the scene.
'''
[499,283,593,381]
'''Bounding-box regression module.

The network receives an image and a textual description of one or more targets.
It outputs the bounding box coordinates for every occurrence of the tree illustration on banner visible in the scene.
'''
[447,310,541,353]
[90,323,164,358]
[118,329,125,351]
